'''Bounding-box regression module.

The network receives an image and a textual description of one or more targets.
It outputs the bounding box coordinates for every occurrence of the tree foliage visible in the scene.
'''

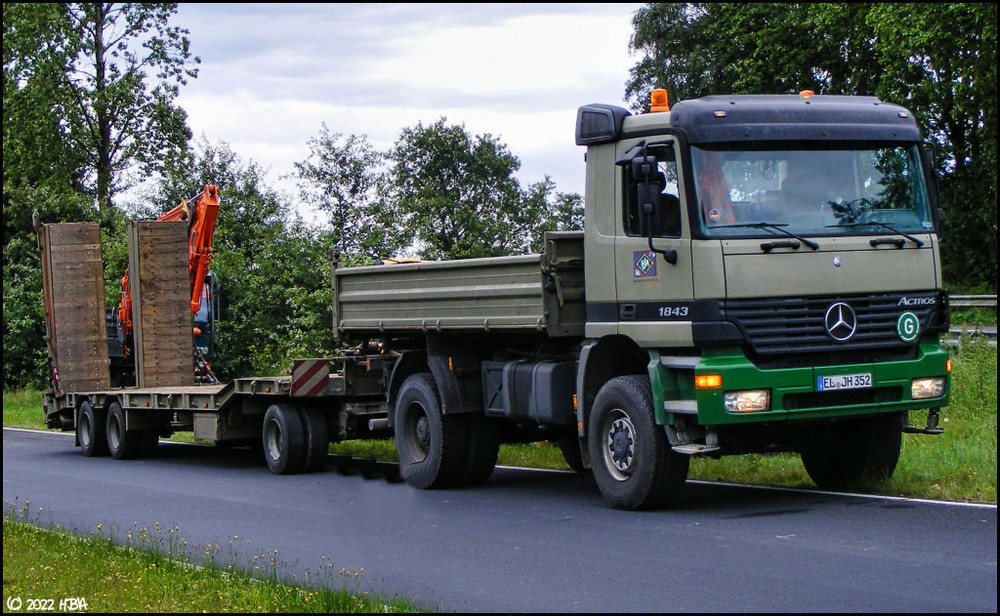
[627,2,997,291]
[5,3,199,213]
[867,3,997,290]
[385,118,581,260]
[291,126,400,265]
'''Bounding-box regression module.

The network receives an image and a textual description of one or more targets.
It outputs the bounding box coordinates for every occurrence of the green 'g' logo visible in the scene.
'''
[897,311,920,342]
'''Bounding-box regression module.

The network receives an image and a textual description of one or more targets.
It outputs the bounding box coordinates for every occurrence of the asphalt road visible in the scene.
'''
[3,428,996,613]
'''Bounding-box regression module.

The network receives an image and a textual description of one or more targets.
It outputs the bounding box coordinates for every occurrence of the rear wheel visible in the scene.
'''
[801,414,903,491]
[106,402,143,460]
[394,373,469,489]
[262,404,307,474]
[587,376,688,510]
[462,414,500,486]
[300,407,330,473]
[78,401,108,457]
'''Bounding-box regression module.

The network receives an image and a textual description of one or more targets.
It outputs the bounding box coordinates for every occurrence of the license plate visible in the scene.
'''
[817,373,872,392]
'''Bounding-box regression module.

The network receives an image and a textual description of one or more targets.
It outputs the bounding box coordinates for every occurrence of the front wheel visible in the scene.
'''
[587,376,688,510]
[800,413,903,491]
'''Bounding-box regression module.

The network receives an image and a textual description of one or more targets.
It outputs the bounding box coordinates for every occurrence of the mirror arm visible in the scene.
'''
[643,207,678,265]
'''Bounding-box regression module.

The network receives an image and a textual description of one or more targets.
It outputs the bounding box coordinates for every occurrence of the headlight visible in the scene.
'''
[911,377,946,400]
[723,389,771,413]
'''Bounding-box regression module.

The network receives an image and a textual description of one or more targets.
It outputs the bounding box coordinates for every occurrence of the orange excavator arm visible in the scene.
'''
[174,184,220,315]
[117,185,220,355]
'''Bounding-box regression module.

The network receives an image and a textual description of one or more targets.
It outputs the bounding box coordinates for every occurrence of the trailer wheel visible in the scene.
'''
[462,414,499,486]
[78,401,108,457]
[262,404,307,474]
[299,407,330,472]
[106,402,143,460]
[587,376,688,510]
[800,413,903,491]
[394,373,469,489]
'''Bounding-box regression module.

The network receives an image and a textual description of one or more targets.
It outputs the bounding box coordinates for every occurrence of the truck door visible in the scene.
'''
[614,139,696,347]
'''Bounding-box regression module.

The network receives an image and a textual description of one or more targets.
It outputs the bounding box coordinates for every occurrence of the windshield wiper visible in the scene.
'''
[826,221,925,248]
[713,221,820,251]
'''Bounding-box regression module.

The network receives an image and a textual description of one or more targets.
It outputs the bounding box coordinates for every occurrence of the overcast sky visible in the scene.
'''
[173,3,645,219]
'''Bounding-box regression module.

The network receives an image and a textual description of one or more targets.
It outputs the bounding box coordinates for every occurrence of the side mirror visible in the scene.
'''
[631,155,658,182]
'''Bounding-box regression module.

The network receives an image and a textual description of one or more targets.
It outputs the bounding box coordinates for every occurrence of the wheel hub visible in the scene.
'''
[415,416,430,452]
[606,416,635,475]
[265,420,282,461]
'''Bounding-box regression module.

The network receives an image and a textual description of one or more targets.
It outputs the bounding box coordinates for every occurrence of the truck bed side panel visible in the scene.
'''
[334,232,585,337]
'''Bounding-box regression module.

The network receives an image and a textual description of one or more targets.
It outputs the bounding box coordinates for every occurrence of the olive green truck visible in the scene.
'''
[39,91,951,510]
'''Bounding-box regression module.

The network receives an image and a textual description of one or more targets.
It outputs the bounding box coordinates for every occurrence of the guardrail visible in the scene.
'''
[945,295,997,348]
[951,294,998,309]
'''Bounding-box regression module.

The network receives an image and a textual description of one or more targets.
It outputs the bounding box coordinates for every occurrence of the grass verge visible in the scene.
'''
[2,500,423,613]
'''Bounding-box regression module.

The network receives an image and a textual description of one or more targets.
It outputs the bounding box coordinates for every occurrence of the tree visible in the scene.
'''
[4,4,97,388]
[389,118,578,260]
[6,3,199,214]
[868,3,997,290]
[626,3,723,106]
[519,178,585,253]
[627,3,880,107]
[292,125,402,264]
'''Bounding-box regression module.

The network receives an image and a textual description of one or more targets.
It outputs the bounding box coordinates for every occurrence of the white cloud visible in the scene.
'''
[173,3,643,218]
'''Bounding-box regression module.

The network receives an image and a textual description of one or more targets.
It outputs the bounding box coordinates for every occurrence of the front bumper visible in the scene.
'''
[650,339,950,426]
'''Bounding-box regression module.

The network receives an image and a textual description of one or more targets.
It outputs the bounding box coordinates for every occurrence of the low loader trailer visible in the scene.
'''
[39,90,951,510]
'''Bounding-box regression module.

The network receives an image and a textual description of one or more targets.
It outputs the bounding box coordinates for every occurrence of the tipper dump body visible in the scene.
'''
[334,231,586,338]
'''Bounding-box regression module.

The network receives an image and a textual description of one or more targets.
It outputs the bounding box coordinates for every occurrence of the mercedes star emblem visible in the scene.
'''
[824,302,857,342]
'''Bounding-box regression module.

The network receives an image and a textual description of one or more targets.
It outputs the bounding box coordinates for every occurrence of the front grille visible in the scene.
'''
[723,292,941,357]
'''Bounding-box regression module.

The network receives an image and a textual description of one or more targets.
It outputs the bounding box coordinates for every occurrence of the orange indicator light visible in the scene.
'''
[695,374,722,389]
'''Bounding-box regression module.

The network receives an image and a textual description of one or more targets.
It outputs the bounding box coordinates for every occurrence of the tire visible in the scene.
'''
[394,373,469,489]
[587,376,689,510]
[554,434,588,473]
[299,407,330,473]
[262,403,307,474]
[78,401,108,457]
[106,402,143,460]
[462,414,500,486]
[801,413,903,491]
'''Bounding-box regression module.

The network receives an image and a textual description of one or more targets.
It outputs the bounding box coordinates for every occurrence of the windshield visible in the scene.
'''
[691,143,934,238]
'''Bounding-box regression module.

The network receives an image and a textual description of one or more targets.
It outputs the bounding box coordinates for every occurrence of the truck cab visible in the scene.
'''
[574,91,950,507]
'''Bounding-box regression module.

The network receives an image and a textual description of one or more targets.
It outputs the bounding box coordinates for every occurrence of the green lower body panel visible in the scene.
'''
[650,339,950,426]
